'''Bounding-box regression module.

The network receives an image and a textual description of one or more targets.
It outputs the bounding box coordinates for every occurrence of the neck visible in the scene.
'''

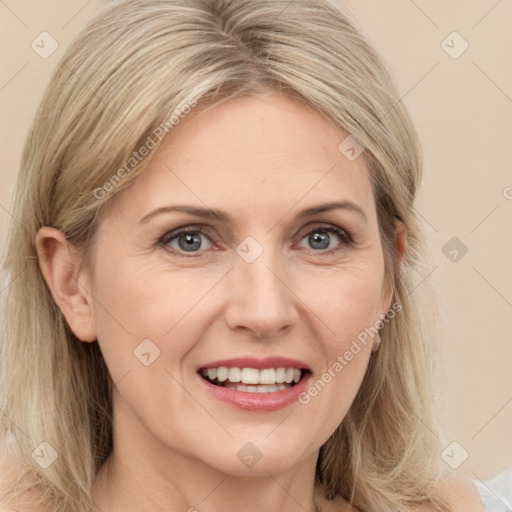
[92,450,327,512]
[92,398,325,512]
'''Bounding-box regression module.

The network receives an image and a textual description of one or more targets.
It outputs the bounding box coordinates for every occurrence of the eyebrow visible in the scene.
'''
[139,200,367,225]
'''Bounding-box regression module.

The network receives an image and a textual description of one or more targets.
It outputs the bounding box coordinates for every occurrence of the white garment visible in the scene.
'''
[473,469,512,512]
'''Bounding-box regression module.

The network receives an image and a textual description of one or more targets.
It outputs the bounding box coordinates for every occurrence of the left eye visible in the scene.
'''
[296,226,352,252]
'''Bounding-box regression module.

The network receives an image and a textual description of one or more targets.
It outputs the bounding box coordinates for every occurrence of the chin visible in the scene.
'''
[195,433,314,476]
[207,454,304,477]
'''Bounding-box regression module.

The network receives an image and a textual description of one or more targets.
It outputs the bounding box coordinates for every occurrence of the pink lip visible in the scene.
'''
[196,356,310,371]
[197,370,312,412]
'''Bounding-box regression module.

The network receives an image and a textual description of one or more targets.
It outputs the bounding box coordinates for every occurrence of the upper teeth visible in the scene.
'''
[201,367,302,385]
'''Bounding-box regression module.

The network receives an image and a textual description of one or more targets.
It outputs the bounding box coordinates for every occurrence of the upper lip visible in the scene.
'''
[197,356,311,371]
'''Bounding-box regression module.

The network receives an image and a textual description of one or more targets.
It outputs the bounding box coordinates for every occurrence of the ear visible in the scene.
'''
[378,218,407,317]
[392,219,407,276]
[35,227,97,342]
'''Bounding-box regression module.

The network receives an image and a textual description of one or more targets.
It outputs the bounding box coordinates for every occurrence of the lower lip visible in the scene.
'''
[197,372,312,412]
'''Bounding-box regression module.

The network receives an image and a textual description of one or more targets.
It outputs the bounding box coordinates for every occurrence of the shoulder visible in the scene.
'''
[320,474,486,512]
[437,474,485,512]
[414,474,486,512]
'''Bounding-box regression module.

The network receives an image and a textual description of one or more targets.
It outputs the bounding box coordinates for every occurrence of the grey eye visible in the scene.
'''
[166,231,213,252]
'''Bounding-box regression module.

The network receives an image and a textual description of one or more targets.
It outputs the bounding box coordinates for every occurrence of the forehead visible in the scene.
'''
[107,93,375,225]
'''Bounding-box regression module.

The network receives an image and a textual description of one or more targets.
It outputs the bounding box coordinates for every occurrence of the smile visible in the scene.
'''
[196,356,312,411]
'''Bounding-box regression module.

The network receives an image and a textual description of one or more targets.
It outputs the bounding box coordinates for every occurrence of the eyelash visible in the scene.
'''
[158,223,354,257]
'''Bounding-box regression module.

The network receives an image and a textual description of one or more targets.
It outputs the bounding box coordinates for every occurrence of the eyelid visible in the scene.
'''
[295,222,353,242]
[159,224,214,243]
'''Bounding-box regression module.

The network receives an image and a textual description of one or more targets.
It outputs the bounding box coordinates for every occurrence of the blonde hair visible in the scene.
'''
[1,1,454,510]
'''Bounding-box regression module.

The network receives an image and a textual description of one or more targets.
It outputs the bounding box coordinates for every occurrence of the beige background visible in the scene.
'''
[1,0,511,483]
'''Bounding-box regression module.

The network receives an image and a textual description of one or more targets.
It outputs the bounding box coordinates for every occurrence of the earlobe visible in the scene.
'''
[35,227,97,342]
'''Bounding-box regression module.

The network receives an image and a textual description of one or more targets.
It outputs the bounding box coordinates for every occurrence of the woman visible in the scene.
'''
[0,1,484,511]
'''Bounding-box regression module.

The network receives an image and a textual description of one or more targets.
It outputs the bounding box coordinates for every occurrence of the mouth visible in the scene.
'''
[198,366,311,393]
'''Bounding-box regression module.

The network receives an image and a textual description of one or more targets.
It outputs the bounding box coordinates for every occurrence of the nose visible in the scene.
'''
[224,248,299,340]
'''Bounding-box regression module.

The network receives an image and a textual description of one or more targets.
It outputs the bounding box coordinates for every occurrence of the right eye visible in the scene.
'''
[159,226,215,255]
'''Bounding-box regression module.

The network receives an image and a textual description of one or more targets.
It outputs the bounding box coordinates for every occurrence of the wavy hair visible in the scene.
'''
[1,1,453,510]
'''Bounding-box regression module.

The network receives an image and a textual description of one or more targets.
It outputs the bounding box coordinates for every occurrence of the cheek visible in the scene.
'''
[294,264,384,422]
[300,261,385,345]
[89,252,216,376]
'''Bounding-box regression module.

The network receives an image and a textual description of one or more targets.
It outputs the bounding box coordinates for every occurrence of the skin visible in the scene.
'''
[37,91,427,512]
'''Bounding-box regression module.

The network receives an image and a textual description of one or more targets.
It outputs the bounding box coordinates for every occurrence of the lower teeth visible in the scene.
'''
[202,376,294,393]
[224,383,292,393]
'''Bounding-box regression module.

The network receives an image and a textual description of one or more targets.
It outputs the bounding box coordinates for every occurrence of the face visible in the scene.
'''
[76,93,398,476]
